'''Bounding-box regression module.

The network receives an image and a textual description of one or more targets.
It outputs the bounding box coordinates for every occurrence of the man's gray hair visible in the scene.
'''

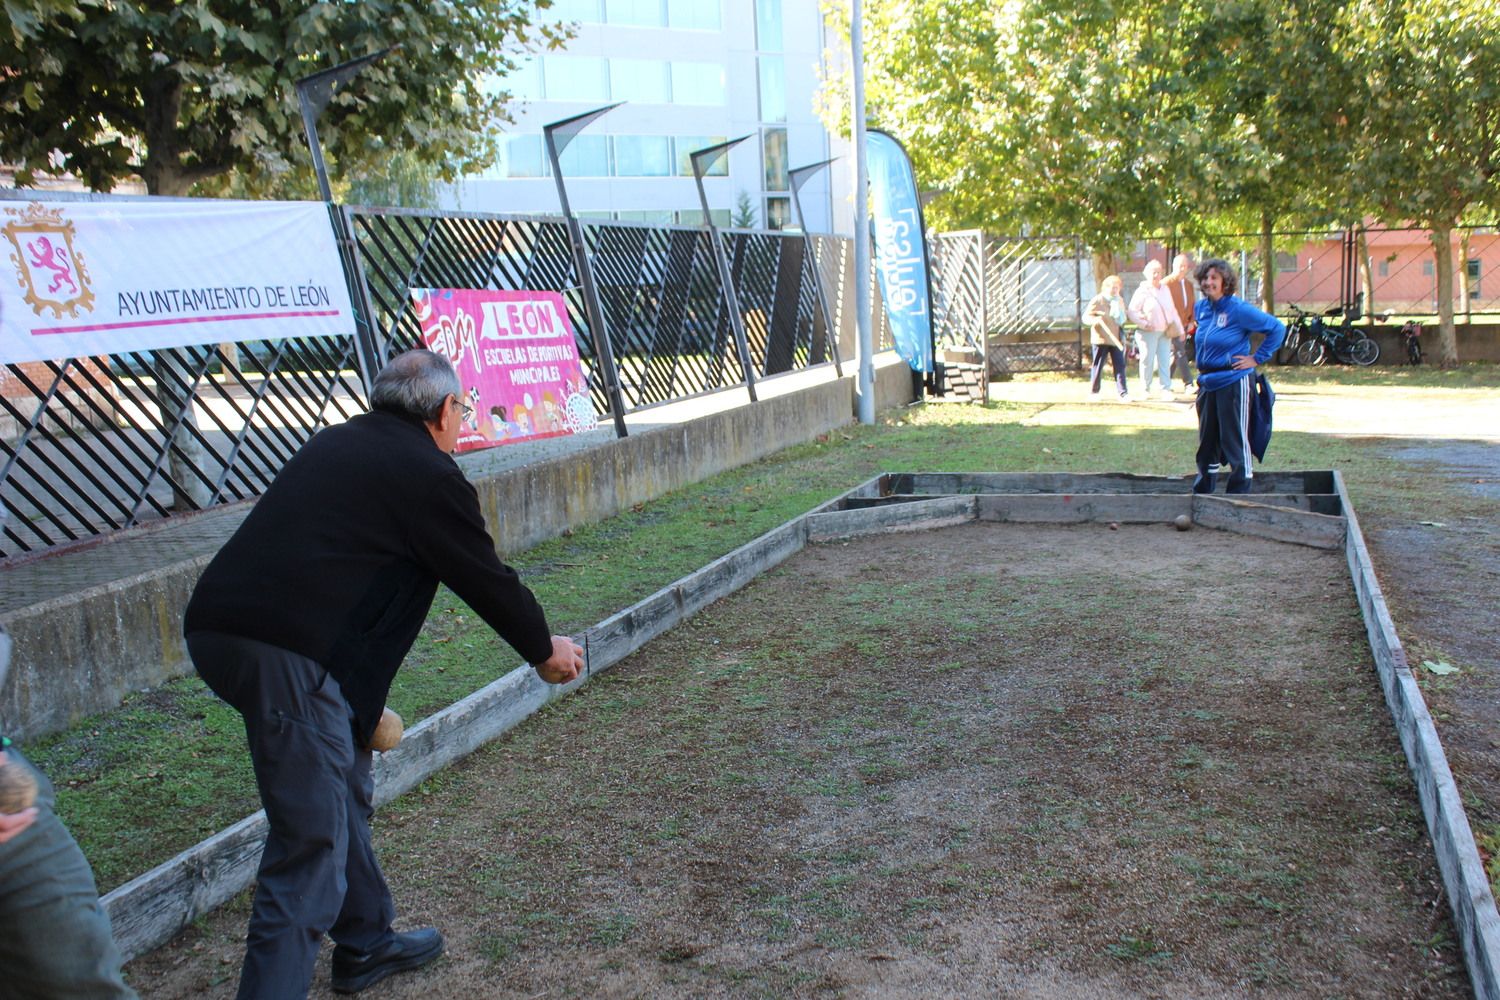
[370,349,462,422]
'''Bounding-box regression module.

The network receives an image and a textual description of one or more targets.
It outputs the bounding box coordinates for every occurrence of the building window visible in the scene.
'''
[616,209,676,224]
[613,135,672,176]
[755,0,783,51]
[549,0,602,23]
[669,62,727,105]
[544,56,608,103]
[765,196,792,230]
[1422,259,1434,277]
[490,60,543,102]
[762,127,788,192]
[675,136,729,176]
[668,0,720,29]
[609,59,670,103]
[559,134,610,177]
[679,208,732,228]
[1274,251,1297,273]
[1468,258,1482,299]
[757,56,786,123]
[1377,258,1391,277]
[607,0,664,26]
[500,135,546,178]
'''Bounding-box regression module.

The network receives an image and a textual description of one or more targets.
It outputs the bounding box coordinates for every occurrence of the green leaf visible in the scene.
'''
[1422,660,1459,676]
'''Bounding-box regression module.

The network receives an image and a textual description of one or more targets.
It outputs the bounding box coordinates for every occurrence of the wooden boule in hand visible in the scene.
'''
[0,758,39,813]
[369,708,404,752]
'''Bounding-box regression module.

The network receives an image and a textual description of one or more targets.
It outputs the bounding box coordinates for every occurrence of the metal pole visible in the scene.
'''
[789,158,843,377]
[298,96,335,203]
[691,138,758,403]
[544,105,630,438]
[852,0,874,424]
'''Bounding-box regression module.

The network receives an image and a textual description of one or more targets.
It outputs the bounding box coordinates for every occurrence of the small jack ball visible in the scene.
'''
[1173,514,1192,531]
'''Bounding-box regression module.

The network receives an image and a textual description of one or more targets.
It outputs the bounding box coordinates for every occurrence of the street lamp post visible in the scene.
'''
[690,137,758,402]
[543,104,630,438]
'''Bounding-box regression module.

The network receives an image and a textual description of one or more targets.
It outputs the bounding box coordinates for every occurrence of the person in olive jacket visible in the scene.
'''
[184,349,584,999]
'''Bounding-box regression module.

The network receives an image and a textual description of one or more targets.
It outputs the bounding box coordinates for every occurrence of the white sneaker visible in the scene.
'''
[1118,393,1131,403]
[1089,390,1102,401]
[1158,389,1175,401]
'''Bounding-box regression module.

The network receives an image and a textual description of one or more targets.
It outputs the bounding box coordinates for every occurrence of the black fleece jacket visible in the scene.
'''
[184,408,552,742]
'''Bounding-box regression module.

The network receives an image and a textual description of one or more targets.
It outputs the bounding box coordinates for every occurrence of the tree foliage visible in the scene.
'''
[1340,0,1500,360]
[0,0,567,196]
[830,0,1498,330]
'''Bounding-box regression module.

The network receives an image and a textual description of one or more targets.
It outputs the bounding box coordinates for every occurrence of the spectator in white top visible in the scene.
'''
[1127,259,1184,400]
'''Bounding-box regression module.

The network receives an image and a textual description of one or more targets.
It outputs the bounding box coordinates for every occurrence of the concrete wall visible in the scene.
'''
[2,363,918,740]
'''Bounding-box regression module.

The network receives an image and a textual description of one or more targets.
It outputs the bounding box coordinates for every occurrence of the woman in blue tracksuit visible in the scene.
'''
[1191,259,1285,494]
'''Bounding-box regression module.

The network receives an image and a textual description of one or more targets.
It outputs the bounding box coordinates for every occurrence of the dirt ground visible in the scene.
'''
[129,523,1465,999]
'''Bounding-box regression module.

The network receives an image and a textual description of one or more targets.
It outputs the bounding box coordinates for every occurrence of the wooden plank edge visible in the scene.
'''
[975,493,1188,524]
[1335,470,1500,1000]
[106,505,818,964]
[806,495,977,541]
[1192,494,1346,550]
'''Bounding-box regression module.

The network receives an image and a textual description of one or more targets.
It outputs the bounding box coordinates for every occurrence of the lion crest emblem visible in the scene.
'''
[4,202,95,319]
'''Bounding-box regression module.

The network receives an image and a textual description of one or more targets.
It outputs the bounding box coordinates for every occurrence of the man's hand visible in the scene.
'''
[0,806,37,844]
[534,635,585,685]
[0,753,37,844]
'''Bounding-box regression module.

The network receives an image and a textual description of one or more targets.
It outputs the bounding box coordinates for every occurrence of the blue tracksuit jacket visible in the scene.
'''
[1193,294,1286,393]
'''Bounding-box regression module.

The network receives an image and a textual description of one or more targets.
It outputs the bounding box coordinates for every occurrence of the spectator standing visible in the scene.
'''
[1191,258,1286,494]
[184,349,585,999]
[1084,274,1130,401]
[1164,253,1197,390]
[1127,259,1183,400]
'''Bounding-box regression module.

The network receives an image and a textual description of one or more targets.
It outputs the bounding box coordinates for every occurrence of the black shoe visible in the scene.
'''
[331,927,444,994]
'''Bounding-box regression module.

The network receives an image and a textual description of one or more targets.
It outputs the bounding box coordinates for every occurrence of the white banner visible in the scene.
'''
[0,199,356,364]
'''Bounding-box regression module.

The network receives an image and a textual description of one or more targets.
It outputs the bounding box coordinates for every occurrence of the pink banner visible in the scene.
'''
[411,288,597,453]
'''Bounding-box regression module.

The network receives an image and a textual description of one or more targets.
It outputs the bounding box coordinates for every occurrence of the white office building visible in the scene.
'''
[444,0,851,237]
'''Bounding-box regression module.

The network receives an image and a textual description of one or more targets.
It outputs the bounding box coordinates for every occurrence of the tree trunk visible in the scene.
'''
[140,72,212,509]
[1258,213,1275,315]
[1091,249,1122,289]
[1458,228,1472,324]
[1428,227,1460,365]
[1355,223,1374,322]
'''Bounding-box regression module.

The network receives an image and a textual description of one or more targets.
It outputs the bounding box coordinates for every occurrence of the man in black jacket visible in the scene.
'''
[184,349,584,999]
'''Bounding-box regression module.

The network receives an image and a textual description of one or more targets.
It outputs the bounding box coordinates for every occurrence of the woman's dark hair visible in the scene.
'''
[370,349,462,422]
[1193,258,1237,296]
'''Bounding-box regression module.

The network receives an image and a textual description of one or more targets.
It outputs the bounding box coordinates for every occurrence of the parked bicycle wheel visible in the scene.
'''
[1280,324,1303,364]
[1348,335,1379,366]
[1296,339,1325,366]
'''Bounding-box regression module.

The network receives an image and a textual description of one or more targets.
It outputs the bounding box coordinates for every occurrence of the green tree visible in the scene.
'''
[1341,0,1500,363]
[832,0,1207,282]
[1180,0,1358,313]
[731,190,758,229]
[0,0,567,197]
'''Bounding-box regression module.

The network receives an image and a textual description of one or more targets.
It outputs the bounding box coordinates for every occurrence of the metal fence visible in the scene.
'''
[1189,226,1500,322]
[930,231,1085,376]
[0,194,858,560]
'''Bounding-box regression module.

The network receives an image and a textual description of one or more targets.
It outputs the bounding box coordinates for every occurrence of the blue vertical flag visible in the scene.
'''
[866,129,935,373]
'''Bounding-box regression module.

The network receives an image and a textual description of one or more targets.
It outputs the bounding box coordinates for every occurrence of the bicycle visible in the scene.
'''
[1281,304,1315,364]
[1400,319,1423,365]
[1292,302,1380,366]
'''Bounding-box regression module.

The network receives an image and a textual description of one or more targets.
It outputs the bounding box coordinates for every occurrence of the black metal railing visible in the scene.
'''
[1,196,859,560]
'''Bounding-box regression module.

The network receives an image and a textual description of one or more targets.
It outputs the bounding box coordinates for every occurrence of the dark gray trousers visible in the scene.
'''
[188,632,395,1000]
[0,750,136,1000]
